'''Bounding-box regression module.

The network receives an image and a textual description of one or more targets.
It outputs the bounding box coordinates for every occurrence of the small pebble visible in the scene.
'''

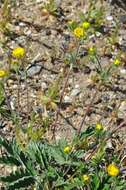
[71,88,81,97]
[106,15,113,21]
[64,95,72,103]
[41,82,47,90]
[120,69,126,75]
[19,22,26,27]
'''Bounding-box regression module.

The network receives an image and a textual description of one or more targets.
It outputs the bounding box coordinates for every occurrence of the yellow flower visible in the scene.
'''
[88,47,96,55]
[96,123,103,130]
[12,47,25,58]
[82,174,90,183]
[0,69,8,78]
[107,163,119,176]
[64,146,71,154]
[113,58,120,65]
[82,21,90,29]
[73,27,84,38]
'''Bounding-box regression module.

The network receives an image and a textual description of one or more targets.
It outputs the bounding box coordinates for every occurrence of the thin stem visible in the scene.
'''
[2,79,12,112]
[52,65,72,140]
[77,85,99,135]
[15,69,20,114]
[95,55,102,72]
[25,69,30,119]
[52,41,80,140]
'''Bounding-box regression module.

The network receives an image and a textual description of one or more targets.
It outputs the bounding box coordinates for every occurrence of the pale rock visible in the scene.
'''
[41,82,47,90]
[118,101,126,118]
[64,95,72,103]
[71,88,81,97]
[120,69,126,75]
[106,15,113,21]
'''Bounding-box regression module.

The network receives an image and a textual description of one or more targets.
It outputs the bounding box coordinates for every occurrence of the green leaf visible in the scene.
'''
[46,166,58,180]
[102,184,110,190]
[114,180,126,190]
[0,81,5,106]
[50,146,66,165]
[1,168,35,189]
[64,177,84,190]
[6,175,34,190]
[55,178,68,187]
[0,168,33,181]
[0,155,20,166]
[28,141,47,168]
[92,174,100,190]
[115,186,126,190]
[0,107,11,118]
[0,137,14,155]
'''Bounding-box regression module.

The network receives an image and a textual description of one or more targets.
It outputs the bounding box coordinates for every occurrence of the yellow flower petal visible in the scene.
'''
[96,123,103,130]
[0,69,8,78]
[12,47,25,59]
[107,163,119,176]
[82,174,90,183]
[64,146,71,154]
[88,47,96,55]
[82,21,90,29]
[73,27,84,38]
[113,58,120,65]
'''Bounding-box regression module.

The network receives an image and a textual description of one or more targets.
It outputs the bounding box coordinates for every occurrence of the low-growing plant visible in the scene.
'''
[0,0,11,34]
[66,1,123,87]
[42,0,58,16]
[40,75,62,111]
[0,125,126,190]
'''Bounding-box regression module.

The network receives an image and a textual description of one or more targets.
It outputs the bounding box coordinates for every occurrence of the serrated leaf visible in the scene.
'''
[0,155,20,166]
[1,169,31,183]
[0,137,13,155]
[6,175,34,190]
[50,146,66,165]
[102,184,110,190]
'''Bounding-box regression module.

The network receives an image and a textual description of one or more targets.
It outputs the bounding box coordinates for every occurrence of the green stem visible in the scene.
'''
[15,68,20,114]
[95,55,102,72]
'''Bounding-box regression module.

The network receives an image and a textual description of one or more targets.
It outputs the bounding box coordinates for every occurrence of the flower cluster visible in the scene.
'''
[72,20,91,38]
